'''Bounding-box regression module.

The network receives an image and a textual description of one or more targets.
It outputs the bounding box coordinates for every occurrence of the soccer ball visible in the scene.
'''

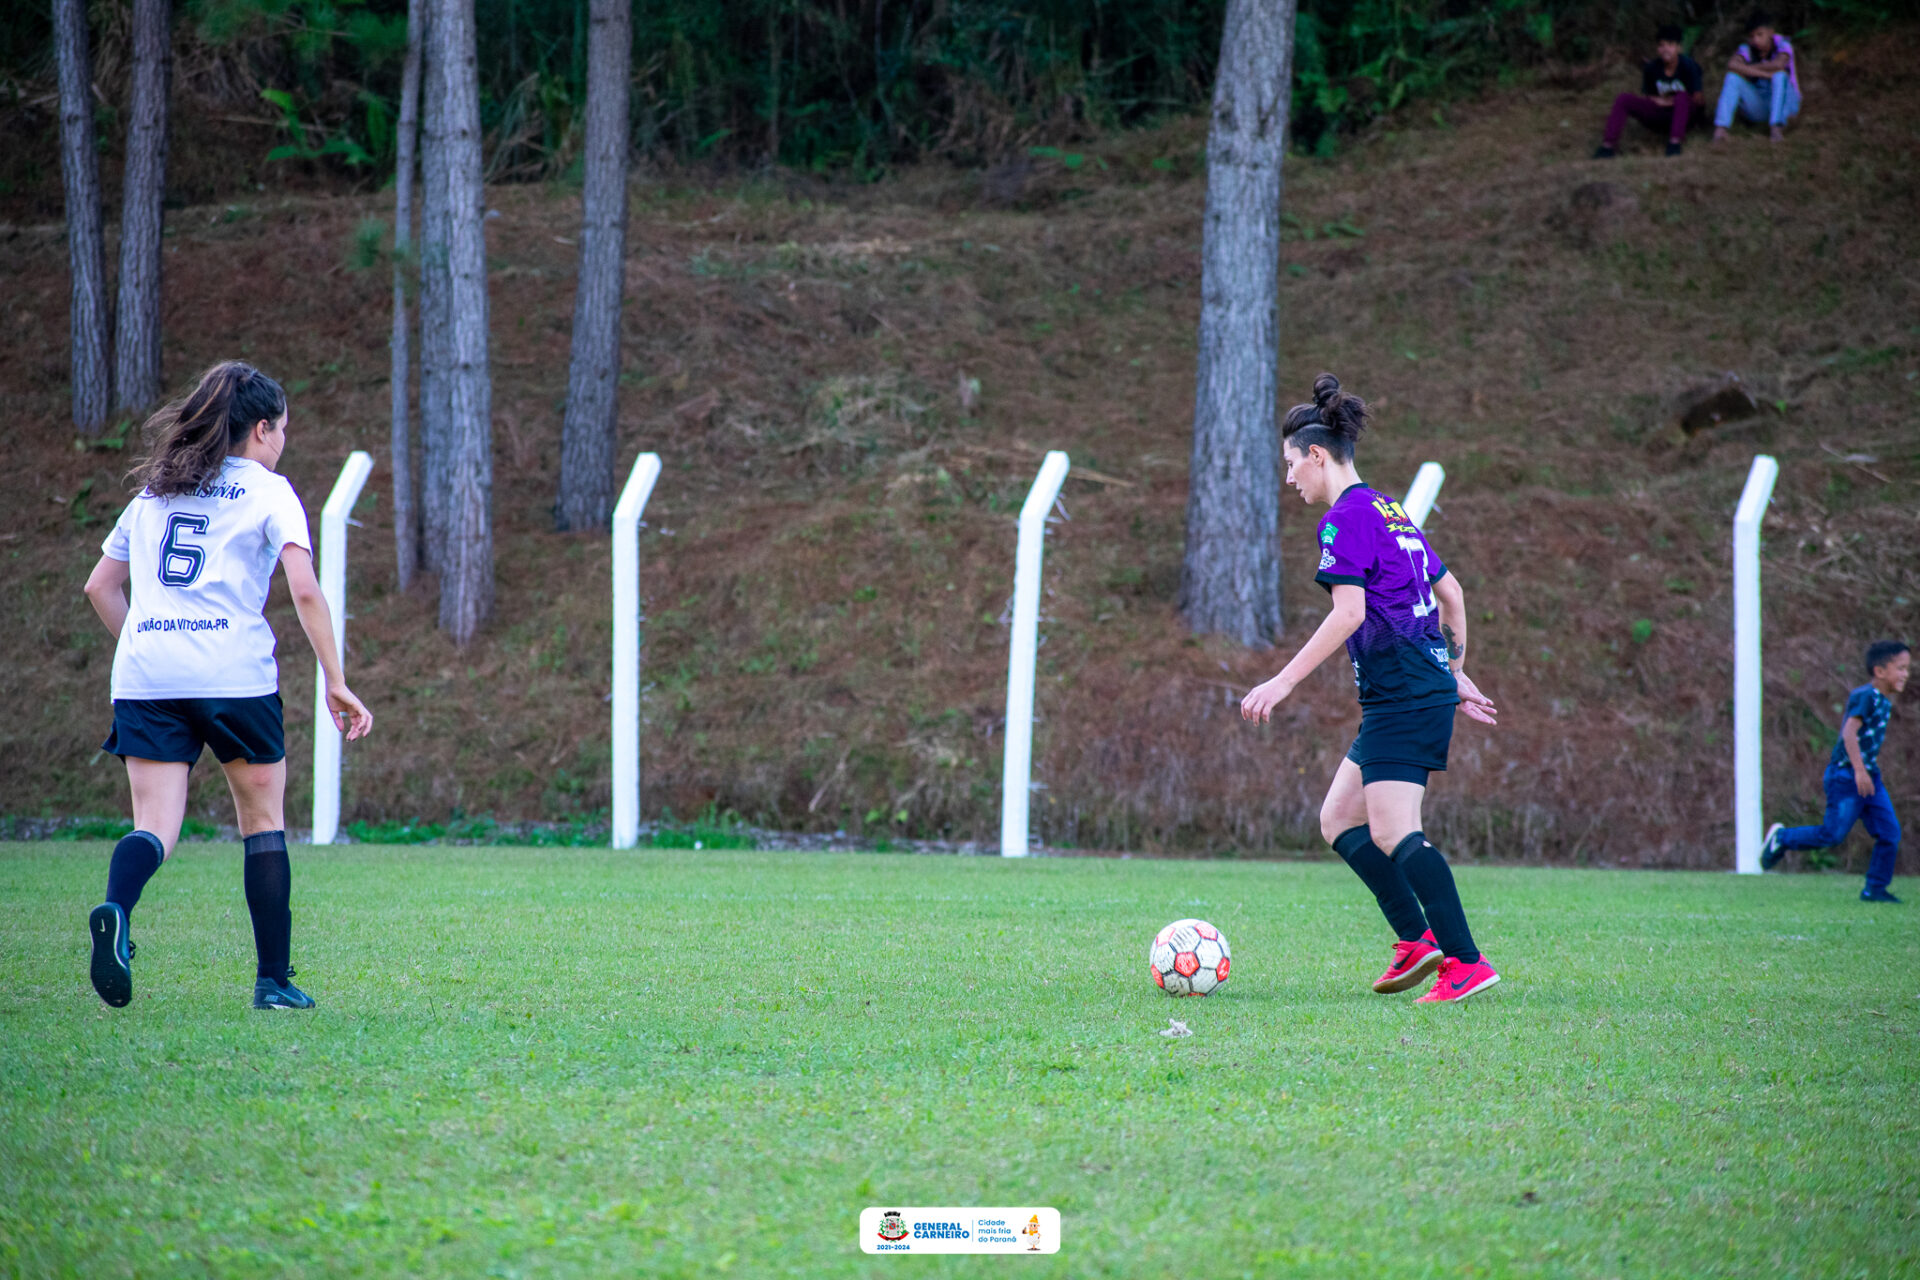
[1148,918,1231,996]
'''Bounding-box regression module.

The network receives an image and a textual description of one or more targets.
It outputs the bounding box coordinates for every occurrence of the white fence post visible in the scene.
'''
[611,452,663,850]
[311,450,374,845]
[1734,454,1779,874]
[1403,461,1445,528]
[1000,450,1071,858]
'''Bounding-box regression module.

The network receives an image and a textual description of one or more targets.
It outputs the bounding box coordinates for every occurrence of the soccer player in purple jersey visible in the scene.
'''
[1241,374,1501,1003]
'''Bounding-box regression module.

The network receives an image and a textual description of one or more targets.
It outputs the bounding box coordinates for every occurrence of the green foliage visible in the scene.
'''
[23,0,1886,177]
[74,418,134,453]
[46,815,217,840]
[646,805,758,850]
[347,216,386,270]
[48,817,134,841]
[1290,0,1570,150]
[260,86,376,167]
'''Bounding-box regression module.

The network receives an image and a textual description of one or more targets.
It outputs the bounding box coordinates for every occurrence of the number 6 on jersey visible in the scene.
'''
[159,513,210,587]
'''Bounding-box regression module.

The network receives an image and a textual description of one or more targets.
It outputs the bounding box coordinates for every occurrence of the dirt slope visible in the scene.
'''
[4,35,1916,867]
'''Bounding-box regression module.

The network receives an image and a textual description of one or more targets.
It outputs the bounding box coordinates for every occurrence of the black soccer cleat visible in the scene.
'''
[89,903,134,1008]
[253,968,316,1010]
[1592,145,1617,159]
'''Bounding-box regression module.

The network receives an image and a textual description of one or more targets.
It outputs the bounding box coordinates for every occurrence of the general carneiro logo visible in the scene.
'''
[860,1207,1060,1254]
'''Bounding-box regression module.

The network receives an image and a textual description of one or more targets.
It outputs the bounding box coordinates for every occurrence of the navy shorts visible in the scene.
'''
[1346,702,1456,786]
[102,694,286,766]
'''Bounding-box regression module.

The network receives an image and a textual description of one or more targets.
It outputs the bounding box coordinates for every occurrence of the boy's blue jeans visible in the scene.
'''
[1715,72,1800,128]
[1777,767,1902,892]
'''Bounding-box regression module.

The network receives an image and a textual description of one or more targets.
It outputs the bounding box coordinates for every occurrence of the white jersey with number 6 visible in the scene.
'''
[101,456,313,701]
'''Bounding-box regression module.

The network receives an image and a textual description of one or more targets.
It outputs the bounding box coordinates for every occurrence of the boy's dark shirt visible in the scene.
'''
[1828,684,1894,776]
[1640,55,1703,98]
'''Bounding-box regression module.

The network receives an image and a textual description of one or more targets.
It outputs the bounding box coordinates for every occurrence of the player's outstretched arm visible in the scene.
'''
[280,545,374,741]
[1433,571,1497,726]
[1240,584,1366,723]
[83,556,132,639]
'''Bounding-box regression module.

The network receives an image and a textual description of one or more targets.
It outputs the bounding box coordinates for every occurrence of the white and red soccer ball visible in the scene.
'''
[1148,918,1231,996]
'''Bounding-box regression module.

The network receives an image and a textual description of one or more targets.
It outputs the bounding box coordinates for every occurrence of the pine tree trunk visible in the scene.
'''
[553,0,631,532]
[435,0,494,644]
[113,0,169,413]
[54,0,111,433]
[418,20,452,575]
[391,0,425,589]
[1178,0,1294,648]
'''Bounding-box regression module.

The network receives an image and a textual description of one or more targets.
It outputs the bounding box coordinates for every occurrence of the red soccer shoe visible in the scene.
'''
[1373,930,1443,994]
[1415,955,1501,1004]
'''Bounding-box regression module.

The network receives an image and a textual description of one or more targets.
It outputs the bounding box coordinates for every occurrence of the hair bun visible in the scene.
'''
[1312,372,1342,409]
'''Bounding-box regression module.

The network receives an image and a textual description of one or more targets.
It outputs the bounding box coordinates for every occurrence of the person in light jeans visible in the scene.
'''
[1714,10,1800,142]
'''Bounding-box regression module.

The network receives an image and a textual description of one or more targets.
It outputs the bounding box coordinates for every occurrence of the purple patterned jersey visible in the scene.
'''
[1314,483,1458,710]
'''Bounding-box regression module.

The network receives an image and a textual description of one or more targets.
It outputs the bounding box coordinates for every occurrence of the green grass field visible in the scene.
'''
[2,843,1915,1278]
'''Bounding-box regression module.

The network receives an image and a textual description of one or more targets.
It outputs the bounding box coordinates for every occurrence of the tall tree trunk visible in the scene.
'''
[54,0,110,433]
[113,0,169,413]
[435,0,494,643]
[391,0,425,589]
[553,0,631,532]
[1178,0,1294,648]
[418,19,453,575]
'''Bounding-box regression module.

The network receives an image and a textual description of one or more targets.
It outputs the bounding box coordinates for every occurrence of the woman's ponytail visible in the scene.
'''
[129,361,287,497]
[1281,371,1369,461]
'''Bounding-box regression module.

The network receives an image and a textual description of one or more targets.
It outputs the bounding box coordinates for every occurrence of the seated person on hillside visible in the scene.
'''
[1714,10,1800,142]
[1595,25,1706,158]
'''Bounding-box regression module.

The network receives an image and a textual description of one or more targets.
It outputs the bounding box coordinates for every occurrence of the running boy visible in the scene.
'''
[1241,374,1502,1003]
[81,362,373,1009]
[1761,641,1909,901]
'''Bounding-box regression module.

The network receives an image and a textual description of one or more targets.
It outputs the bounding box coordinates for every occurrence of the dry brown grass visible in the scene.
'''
[3,32,1917,868]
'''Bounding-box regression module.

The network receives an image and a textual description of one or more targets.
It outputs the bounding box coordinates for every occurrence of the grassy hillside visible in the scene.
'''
[3,35,1916,866]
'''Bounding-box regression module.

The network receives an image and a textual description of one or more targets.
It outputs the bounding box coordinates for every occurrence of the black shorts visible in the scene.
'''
[1345,701,1455,786]
[102,694,286,766]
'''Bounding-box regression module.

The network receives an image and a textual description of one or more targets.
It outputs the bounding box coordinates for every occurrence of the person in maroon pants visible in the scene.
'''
[1595,25,1706,158]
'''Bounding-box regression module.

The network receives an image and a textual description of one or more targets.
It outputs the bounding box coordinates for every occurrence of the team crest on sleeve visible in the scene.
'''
[1319,524,1339,545]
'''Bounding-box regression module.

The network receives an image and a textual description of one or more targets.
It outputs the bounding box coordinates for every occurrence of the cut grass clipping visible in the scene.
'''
[2,844,1914,1277]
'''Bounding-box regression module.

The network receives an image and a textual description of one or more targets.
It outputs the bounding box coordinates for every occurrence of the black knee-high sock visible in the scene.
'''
[1332,826,1429,942]
[104,831,166,920]
[242,831,292,981]
[1391,832,1479,964]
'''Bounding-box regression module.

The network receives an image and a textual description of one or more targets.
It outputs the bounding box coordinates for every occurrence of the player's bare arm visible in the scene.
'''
[1240,584,1365,724]
[280,544,373,741]
[83,555,132,639]
[1432,570,1497,726]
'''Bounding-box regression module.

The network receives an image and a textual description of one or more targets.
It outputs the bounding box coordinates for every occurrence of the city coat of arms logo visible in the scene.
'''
[877,1211,909,1242]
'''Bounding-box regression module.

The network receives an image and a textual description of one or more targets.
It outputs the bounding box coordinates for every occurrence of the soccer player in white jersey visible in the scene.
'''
[81,362,372,1009]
